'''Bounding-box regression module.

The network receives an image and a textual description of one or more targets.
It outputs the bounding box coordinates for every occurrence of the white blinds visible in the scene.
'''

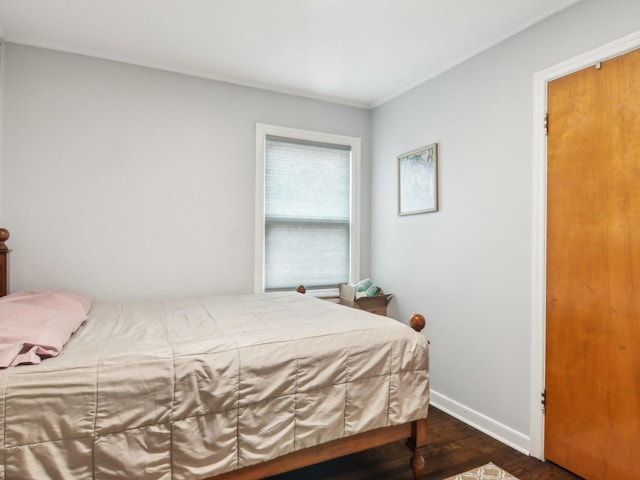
[264,135,351,290]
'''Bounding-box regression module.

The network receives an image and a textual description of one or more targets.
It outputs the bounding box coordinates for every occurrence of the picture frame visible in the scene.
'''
[398,143,438,215]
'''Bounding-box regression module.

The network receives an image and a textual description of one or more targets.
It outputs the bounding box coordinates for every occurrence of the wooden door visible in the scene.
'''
[545,48,640,479]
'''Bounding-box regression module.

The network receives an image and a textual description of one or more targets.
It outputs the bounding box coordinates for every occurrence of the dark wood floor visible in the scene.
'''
[269,407,582,480]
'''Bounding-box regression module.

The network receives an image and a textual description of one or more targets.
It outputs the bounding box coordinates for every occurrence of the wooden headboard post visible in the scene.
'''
[0,228,11,297]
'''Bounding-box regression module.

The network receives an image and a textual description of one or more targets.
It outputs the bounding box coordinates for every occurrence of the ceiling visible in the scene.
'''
[0,0,580,108]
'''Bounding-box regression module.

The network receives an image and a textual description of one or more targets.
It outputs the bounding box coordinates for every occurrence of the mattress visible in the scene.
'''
[0,292,429,479]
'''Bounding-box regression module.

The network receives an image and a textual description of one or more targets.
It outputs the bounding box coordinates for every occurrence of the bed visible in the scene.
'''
[0,228,429,479]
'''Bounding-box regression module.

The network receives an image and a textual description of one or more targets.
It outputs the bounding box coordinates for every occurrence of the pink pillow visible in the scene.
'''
[2,289,94,315]
[0,290,94,367]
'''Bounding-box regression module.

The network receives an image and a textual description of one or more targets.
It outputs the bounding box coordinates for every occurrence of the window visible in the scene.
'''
[255,124,360,295]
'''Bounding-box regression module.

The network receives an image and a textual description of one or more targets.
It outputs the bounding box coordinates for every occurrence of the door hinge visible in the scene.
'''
[544,113,549,136]
[541,389,546,412]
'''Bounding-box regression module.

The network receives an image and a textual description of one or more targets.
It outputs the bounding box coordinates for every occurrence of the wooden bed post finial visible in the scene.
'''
[0,228,9,252]
[0,228,10,297]
[409,314,426,332]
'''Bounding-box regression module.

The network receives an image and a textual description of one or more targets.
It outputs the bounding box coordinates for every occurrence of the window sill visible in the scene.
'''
[303,287,339,299]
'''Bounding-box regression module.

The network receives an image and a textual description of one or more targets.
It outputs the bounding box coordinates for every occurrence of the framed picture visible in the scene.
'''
[398,143,438,215]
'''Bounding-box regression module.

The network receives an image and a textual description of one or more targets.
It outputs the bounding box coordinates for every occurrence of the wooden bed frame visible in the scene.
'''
[0,227,429,479]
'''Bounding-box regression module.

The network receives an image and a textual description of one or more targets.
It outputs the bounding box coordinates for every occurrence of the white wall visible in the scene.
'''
[0,44,371,300]
[0,42,5,222]
[371,0,640,450]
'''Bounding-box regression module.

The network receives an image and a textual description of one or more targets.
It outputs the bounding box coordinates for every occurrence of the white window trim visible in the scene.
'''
[255,123,361,296]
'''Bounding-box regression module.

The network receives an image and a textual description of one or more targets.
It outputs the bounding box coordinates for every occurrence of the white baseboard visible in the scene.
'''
[430,390,531,455]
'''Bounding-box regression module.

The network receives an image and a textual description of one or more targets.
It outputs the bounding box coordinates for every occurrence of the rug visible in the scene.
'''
[444,462,519,480]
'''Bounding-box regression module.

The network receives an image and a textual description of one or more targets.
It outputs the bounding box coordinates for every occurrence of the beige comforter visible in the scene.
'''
[0,292,429,479]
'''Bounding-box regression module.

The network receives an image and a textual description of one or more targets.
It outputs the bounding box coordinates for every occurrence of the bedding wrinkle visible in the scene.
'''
[190,297,242,478]
[343,343,350,440]
[1,358,9,480]
[162,300,176,480]
[387,343,394,427]
[291,334,300,450]
[92,301,122,480]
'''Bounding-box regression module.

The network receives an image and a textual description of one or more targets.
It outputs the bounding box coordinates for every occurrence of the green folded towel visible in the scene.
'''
[354,278,380,297]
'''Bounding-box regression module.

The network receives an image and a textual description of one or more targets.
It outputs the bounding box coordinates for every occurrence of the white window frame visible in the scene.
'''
[255,123,361,297]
